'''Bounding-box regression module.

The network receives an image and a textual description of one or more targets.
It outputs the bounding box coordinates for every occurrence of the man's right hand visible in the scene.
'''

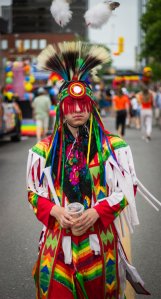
[50,205,74,229]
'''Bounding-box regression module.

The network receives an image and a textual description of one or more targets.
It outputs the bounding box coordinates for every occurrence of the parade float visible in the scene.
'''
[112,67,153,91]
[3,60,60,136]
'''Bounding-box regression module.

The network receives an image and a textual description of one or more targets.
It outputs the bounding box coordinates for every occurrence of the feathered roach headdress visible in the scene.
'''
[37,41,113,192]
[37,41,110,113]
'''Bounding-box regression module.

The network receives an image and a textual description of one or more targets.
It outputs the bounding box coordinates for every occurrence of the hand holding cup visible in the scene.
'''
[66,202,84,236]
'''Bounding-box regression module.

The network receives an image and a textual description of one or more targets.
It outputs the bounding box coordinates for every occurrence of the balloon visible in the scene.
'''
[5,84,13,91]
[24,65,30,73]
[143,66,152,77]
[5,66,12,72]
[18,61,23,68]
[6,61,12,67]
[6,71,13,78]
[25,76,30,82]
[6,77,13,84]
[29,75,35,84]
[13,61,18,68]
[24,82,33,92]
[49,88,55,96]
[6,91,13,100]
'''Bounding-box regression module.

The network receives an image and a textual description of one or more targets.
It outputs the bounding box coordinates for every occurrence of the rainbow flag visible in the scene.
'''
[21,105,57,136]
[21,119,36,136]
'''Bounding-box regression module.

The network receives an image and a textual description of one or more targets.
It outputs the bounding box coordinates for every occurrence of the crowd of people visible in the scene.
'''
[1,77,161,144]
[27,79,161,143]
[92,80,161,141]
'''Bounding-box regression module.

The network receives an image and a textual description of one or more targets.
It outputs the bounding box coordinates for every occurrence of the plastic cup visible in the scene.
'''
[66,202,84,219]
[66,202,84,236]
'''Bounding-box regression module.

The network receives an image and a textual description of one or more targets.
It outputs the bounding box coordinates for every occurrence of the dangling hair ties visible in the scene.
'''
[87,113,93,165]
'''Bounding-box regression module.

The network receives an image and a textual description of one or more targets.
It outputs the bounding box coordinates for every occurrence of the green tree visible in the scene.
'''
[141,0,161,80]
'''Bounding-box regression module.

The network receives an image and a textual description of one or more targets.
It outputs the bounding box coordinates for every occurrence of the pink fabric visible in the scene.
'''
[13,65,25,99]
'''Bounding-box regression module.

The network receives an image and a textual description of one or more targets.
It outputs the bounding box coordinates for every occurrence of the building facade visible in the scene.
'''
[1,1,88,83]
[1,32,76,61]
[12,0,88,38]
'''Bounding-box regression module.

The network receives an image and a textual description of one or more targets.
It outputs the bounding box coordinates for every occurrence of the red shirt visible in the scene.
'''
[139,93,153,109]
[113,95,129,111]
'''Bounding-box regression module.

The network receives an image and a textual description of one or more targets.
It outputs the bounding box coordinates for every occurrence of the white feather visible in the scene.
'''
[88,45,111,63]
[50,0,72,27]
[84,2,112,29]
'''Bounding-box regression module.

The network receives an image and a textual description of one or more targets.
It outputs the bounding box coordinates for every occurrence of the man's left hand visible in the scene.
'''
[71,208,99,236]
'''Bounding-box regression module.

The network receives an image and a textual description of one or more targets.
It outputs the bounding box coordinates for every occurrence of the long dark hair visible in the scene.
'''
[141,87,151,103]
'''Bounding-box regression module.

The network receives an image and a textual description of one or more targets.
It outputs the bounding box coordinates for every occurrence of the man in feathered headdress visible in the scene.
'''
[27,41,150,299]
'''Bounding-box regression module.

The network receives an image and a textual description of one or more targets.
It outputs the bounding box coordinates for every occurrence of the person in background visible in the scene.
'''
[32,87,51,142]
[112,86,129,138]
[129,93,141,129]
[12,93,22,117]
[137,87,154,142]
[97,81,109,117]
[92,82,101,112]
[154,86,161,128]
[105,88,113,116]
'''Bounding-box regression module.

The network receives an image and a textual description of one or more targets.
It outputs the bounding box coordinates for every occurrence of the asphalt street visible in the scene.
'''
[0,117,161,299]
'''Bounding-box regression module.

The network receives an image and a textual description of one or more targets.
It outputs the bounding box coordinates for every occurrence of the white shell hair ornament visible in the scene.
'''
[84,1,120,29]
[50,0,72,27]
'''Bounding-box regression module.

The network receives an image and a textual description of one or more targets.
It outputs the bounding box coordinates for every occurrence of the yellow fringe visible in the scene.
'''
[87,114,93,165]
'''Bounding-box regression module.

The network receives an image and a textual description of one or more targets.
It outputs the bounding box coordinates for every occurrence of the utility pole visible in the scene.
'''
[138,0,147,70]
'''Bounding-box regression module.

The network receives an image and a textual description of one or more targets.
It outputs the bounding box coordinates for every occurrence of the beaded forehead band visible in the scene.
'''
[59,81,94,101]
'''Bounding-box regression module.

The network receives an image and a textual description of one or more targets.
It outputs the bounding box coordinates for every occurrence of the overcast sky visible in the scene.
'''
[0,0,11,5]
[88,0,139,70]
[0,0,11,16]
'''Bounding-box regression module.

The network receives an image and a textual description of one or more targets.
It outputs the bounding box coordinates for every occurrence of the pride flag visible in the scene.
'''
[21,119,36,136]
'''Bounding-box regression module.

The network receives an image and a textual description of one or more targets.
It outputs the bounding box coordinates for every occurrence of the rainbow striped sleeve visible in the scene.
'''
[28,191,39,215]
[113,196,128,218]
[32,137,50,158]
[102,134,128,161]
[109,135,127,150]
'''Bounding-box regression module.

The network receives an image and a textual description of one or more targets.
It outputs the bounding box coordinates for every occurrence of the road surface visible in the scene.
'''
[0,118,161,299]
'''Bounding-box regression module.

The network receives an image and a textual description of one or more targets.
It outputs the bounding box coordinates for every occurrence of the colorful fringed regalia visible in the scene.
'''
[26,41,159,299]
